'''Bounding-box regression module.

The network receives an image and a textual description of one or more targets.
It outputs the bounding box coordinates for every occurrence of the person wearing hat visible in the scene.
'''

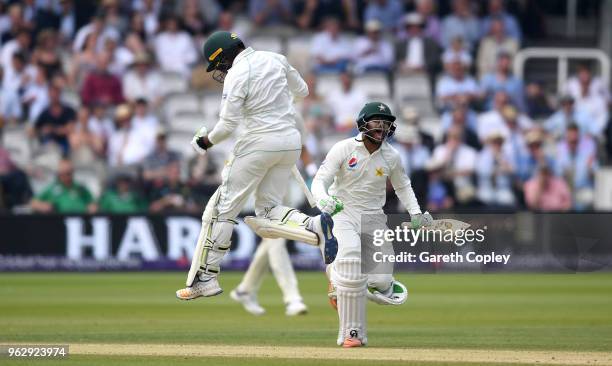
[177,31,340,303]
[396,12,441,82]
[476,130,516,206]
[353,19,393,74]
[312,102,433,347]
[107,103,152,167]
[122,52,162,107]
[544,94,595,139]
[523,161,571,211]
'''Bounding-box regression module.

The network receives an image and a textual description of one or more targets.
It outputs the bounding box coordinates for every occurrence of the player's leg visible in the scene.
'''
[176,152,278,300]
[230,239,269,315]
[329,212,367,347]
[267,238,308,315]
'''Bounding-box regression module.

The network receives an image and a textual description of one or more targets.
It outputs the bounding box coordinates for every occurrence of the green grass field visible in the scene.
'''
[1,272,612,365]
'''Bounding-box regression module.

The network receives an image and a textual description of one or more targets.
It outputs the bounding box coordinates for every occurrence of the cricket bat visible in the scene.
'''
[291,165,316,208]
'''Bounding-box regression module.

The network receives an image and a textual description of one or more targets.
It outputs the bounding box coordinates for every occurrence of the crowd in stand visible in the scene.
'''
[0,0,610,214]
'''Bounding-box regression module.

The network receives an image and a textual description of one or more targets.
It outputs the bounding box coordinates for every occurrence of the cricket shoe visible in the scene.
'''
[342,330,364,348]
[307,213,338,264]
[285,301,308,316]
[230,289,265,316]
[176,277,222,300]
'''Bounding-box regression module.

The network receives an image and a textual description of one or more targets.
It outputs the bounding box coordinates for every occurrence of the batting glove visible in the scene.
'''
[317,196,344,216]
[191,126,209,156]
[410,211,433,229]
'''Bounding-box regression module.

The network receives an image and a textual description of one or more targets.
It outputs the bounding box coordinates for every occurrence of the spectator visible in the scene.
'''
[363,0,403,32]
[30,159,97,213]
[430,126,478,205]
[136,0,160,37]
[476,131,516,206]
[142,130,181,184]
[0,147,32,211]
[325,72,367,131]
[122,52,162,108]
[525,81,553,120]
[519,129,553,182]
[176,0,221,33]
[69,32,99,87]
[392,125,430,204]
[187,154,221,205]
[58,0,76,44]
[179,0,207,36]
[98,173,147,213]
[80,51,125,106]
[395,13,441,80]
[476,18,519,78]
[72,11,120,53]
[435,57,480,111]
[441,102,480,150]
[353,20,393,74]
[480,52,525,111]
[440,0,480,50]
[441,36,471,67]
[424,156,454,212]
[22,64,50,125]
[0,53,29,125]
[149,162,197,213]
[31,28,62,79]
[564,64,609,136]
[34,85,76,154]
[0,28,31,75]
[299,74,333,157]
[0,4,28,44]
[477,93,532,143]
[131,98,159,146]
[249,0,293,26]
[310,16,352,74]
[481,0,522,42]
[414,0,441,44]
[554,124,598,210]
[524,163,571,211]
[544,95,594,139]
[153,15,197,77]
[69,106,110,162]
[296,0,359,30]
[107,104,153,167]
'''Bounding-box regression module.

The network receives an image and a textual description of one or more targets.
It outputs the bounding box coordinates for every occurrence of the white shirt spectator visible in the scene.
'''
[72,23,120,53]
[310,32,352,66]
[352,36,394,74]
[432,143,477,172]
[0,39,21,75]
[87,115,115,141]
[154,30,197,77]
[122,69,162,103]
[325,87,367,130]
[435,74,479,101]
[476,110,532,142]
[22,81,49,124]
[108,126,154,166]
[565,76,610,103]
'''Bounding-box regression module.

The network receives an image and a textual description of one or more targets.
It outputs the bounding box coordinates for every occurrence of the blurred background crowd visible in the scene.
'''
[0,0,610,215]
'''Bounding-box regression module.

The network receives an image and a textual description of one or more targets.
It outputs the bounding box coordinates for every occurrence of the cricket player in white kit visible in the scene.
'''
[176,31,338,300]
[312,102,433,347]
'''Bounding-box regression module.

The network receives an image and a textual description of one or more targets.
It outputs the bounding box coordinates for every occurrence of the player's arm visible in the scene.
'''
[311,143,344,215]
[283,56,308,99]
[192,69,248,154]
[389,155,433,227]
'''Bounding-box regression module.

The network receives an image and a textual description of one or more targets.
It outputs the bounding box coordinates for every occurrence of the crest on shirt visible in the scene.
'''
[347,156,358,170]
[375,167,385,177]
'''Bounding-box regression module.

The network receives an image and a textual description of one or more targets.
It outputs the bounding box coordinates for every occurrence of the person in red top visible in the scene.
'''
[524,163,572,211]
[80,51,124,106]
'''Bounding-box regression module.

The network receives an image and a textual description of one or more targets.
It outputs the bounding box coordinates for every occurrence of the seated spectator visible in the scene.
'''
[414,0,441,44]
[395,13,441,79]
[442,102,480,150]
[107,104,153,167]
[0,28,31,75]
[554,124,598,210]
[187,153,222,205]
[68,32,98,87]
[153,15,197,77]
[424,156,454,212]
[30,159,97,213]
[299,74,334,157]
[122,52,162,108]
[0,51,29,125]
[353,20,393,74]
[544,95,594,139]
[525,81,553,120]
[98,173,147,213]
[80,51,125,107]
[296,0,359,30]
[524,163,571,211]
[440,0,480,50]
[477,93,532,142]
[564,63,609,136]
[430,126,478,204]
[131,98,158,146]
[31,29,62,79]
[0,147,32,211]
[441,36,471,67]
[149,163,197,213]
[481,0,522,42]
[72,11,119,53]
[519,129,553,182]
[399,107,435,151]
[179,0,208,36]
[34,85,76,155]
[392,125,430,203]
[477,18,519,78]
[143,130,181,184]
[22,64,50,125]
[249,0,293,26]
[363,0,403,33]
[480,52,525,111]
[476,131,516,206]
[310,17,352,74]
[69,106,106,160]
[325,72,367,131]
[435,57,480,111]
[58,0,77,45]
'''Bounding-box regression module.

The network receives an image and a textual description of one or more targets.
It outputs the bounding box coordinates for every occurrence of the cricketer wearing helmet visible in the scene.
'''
[176,31,338,300]
[311,102,433,347]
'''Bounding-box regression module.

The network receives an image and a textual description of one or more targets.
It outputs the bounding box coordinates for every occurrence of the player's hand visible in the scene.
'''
[410,211,433,229]
[317,196,344,216]
[191,126,208,156]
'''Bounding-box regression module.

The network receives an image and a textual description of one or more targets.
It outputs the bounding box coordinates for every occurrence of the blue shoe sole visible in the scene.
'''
[320,213,338,264]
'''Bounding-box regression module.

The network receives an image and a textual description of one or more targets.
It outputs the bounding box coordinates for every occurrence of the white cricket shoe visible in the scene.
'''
[307,213,338,264]
[230,289,265,316]
[176,277,222,300]
[285,301,308,316]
